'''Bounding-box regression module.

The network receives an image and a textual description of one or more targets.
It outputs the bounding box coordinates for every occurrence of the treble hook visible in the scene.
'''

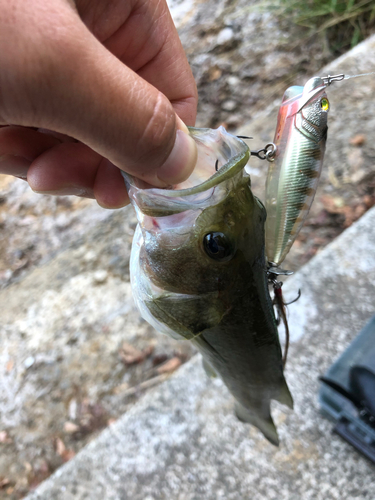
[266,263,301,368]
[284,289,301,306]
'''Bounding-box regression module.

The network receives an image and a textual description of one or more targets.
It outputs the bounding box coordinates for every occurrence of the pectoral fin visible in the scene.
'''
[145,294,227,340]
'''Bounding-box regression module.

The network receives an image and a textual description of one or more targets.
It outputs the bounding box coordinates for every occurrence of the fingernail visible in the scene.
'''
[33,187,95,198]
[156,123,197,185]
[0,155,30,177]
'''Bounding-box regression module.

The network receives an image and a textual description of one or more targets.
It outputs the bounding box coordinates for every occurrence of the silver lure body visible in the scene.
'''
[265,76,329,266]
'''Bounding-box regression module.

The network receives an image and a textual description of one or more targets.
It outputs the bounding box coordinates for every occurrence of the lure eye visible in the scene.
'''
[321,97,329,111]
[203,232,234,262]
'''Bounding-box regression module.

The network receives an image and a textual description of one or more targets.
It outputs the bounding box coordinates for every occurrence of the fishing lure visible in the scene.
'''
[263,72,367,268]
[258,74,346,361]
[264,75,331,267]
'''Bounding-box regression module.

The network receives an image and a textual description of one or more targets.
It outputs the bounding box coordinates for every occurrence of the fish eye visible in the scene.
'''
[203,232,234,262]
[321,97,329,111]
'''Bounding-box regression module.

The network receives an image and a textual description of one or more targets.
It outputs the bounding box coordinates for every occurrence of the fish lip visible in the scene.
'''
[122,126,250,198]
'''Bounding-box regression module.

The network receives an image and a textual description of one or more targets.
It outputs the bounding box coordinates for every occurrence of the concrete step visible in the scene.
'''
[25,201,375,500]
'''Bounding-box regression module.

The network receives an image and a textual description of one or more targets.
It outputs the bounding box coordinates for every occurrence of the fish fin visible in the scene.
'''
[202,358,218,378]
[275,379,294,410]
[145,294,226,340]
[145,299,196,340]
[235,403,279,446]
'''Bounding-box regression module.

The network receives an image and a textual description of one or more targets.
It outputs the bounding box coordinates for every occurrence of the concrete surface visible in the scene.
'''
[25,205,375,500]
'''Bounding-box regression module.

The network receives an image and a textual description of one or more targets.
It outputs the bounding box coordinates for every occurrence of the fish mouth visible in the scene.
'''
[122,127,250,217]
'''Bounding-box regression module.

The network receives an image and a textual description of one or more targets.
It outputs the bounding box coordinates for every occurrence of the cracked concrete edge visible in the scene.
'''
[24,206,375,500]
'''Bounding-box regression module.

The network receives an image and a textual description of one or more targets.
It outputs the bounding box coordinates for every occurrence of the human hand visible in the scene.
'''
[0,0,198,208]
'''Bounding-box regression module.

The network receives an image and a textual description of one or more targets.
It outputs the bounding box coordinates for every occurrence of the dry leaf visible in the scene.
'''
[113,382,130,394]
[63,421,80,434]
[119,343,144,365]
[321,195,345,213]
[61,449,75,462]
[0,431,12,443]
[24,462,32,474]
[55,437,66,456]
[0,478,10,489]
[6,359,14,372]
[55,437,75,462]
[156,357,182,374]
[349,134,366,146]
[119,343,153,365]
[208,66,222,81]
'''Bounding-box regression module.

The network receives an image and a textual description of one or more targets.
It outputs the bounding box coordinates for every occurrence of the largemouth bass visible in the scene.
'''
[123,127,293,445]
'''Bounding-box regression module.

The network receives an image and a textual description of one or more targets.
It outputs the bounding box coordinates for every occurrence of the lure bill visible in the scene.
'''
[264,76,330,267]
[123,127,293,446]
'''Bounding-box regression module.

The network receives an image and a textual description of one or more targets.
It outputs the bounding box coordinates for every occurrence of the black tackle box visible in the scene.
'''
[319,314,375,463]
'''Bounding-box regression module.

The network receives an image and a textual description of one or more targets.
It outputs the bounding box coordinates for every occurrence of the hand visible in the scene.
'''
[0,0,198,208]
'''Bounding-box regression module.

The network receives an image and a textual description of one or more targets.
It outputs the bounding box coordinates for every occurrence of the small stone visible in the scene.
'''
[221,100,237,111]
[0,269,12,282]
[227,76,240,86]
[68,399,78,421]
[24,356,35,369]
[217,27,234,46]
[84,250,97,262]
[93,270,108,284]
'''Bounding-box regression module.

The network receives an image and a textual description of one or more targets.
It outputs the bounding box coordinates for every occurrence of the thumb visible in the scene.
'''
[47,38,199,186]
[0,5,198,187]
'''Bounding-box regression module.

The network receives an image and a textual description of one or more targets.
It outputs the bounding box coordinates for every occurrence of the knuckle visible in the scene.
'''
[137,93,176,163]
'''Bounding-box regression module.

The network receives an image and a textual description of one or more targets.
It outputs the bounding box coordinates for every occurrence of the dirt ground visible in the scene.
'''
[0,1,375,497]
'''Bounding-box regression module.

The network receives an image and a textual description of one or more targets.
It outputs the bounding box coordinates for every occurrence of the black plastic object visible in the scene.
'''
[319,314,375,463]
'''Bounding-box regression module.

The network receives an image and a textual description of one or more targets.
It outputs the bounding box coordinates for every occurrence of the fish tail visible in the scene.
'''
[235,402,279,446]
[275,379,294,409]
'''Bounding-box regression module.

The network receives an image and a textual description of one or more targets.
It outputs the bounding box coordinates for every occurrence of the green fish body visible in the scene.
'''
[123,127,293,445]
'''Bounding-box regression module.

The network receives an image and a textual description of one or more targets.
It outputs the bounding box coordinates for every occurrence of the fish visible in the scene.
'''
[123,127,293,446]
[265,76,330,267]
